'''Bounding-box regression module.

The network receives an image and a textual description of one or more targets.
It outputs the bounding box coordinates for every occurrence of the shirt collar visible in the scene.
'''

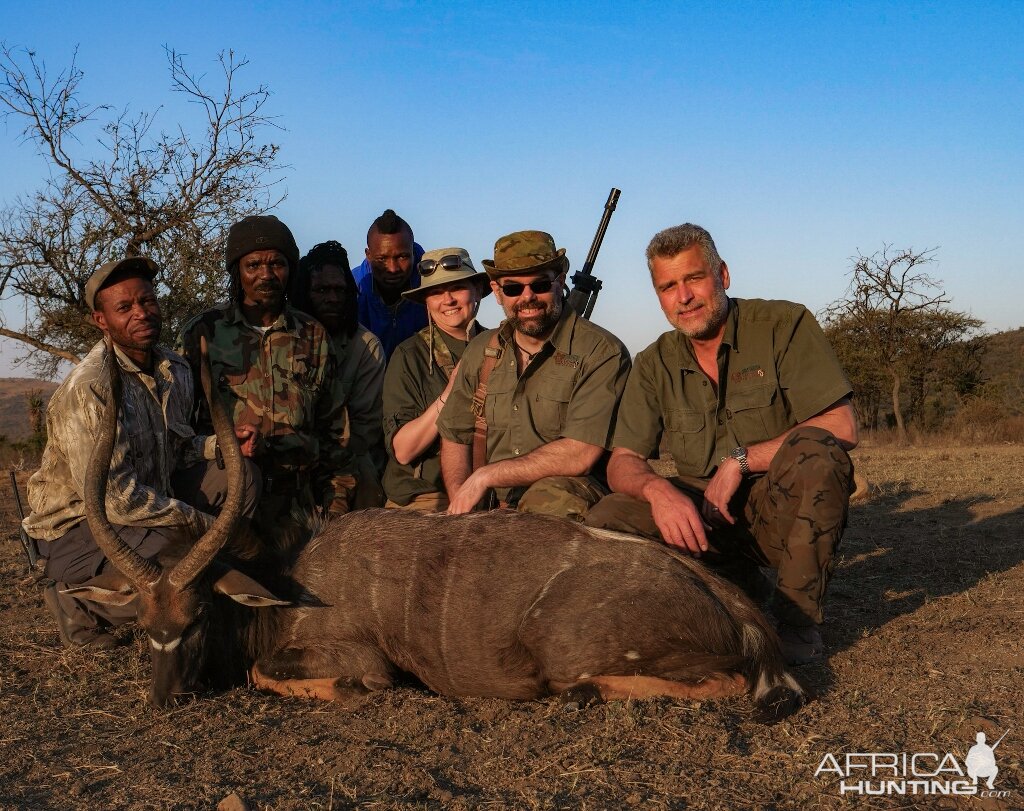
[224,300,295,334]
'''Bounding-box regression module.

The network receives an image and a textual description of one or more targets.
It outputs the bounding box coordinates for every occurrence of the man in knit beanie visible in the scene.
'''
[177,215,357,531]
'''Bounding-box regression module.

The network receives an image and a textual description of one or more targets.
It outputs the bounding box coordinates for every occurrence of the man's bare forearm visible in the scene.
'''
[742,398,859,475]
[476,438,604,490]
[607,448,679,503]
[440,438,473,498]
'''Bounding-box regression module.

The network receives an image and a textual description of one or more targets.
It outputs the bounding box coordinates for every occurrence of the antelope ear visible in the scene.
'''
[62,572,138,607]
[213,568,291,607]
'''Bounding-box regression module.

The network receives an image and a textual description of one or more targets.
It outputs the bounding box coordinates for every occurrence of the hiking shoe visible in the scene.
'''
[43,584,119,651]
[778,623,823,666]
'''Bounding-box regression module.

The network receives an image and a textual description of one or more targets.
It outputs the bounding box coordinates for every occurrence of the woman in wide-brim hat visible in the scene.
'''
[381,247,490,511]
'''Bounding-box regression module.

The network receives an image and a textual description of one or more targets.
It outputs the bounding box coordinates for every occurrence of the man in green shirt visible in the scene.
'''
[437,230,631,520]
[291,240,387,508]
[585,223,858,665]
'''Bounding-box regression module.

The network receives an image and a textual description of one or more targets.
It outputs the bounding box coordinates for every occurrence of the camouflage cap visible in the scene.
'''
[481,230,568,280]
[85,256,159,311]
[402,247,491,302]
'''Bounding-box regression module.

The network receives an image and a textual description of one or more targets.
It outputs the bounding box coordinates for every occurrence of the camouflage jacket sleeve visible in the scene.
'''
[172,324,224,466]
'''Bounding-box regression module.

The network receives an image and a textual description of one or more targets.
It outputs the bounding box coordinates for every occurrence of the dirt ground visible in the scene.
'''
[1,444,1021,810]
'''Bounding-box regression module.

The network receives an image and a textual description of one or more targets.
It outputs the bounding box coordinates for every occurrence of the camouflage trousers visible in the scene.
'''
[509,475,609,522]
[585,427,854,626]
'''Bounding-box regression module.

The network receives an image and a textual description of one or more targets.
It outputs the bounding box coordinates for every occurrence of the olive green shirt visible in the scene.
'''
[613,298,851,487]
[382,323,482,506]
[437,308,631,500]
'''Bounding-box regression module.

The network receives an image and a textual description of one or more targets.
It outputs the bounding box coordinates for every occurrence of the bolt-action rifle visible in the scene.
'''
[9,470,39,569]
[567,187,620,320]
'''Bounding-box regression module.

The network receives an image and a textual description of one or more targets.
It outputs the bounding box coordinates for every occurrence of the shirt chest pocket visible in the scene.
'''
[727,383,783,444]
[118,399,161,475]
[664,408,707,474]
[532,378,575,439]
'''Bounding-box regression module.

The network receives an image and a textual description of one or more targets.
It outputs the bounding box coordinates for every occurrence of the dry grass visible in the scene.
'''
[1,446,1022,810]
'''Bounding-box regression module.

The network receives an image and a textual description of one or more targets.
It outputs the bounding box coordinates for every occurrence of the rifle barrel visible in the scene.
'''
[10,470,39,568]
[581,188,621,273]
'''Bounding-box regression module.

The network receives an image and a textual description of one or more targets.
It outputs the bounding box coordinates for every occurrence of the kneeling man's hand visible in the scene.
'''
[234,424,260,458]
[645,481,709,557]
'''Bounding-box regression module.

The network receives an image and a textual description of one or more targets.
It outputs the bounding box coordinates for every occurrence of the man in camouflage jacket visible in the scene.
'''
[177,215,356,525]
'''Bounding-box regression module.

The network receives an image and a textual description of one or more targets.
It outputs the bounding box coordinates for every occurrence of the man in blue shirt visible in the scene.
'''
[353,209,427,359]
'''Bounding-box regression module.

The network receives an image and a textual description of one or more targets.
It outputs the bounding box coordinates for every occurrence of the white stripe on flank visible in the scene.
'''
[439,546,458,690]
[370,541,382,628]
[403,538,422,647]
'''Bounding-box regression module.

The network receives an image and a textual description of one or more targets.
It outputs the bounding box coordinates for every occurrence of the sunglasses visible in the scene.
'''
[498,278,555,297]
[419,254,469,276]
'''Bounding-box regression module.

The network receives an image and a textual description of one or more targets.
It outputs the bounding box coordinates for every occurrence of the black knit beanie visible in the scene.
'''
[225,215,300,272]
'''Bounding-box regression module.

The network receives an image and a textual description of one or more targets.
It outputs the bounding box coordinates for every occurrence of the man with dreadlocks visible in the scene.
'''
[177,215,357,525]
[292,240,386,508]
[381,247,489,511]
[352,209,427,359]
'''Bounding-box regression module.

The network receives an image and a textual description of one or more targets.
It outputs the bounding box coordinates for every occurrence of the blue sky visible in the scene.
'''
[1,0,1021,377]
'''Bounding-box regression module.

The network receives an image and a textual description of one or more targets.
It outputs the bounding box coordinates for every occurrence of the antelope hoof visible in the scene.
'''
[559,682,605,711]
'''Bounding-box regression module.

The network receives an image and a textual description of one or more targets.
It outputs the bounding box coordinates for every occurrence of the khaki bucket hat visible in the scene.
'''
[402,247,491,302]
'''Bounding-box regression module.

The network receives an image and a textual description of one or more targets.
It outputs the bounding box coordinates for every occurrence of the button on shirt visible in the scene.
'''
[612,298,852,487]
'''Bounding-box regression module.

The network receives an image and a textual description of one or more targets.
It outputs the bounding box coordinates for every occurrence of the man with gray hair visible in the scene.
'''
[585,223,858,665]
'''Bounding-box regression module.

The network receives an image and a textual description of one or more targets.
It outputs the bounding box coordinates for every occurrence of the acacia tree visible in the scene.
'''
[822,246,982,443]
[0,44,284,377]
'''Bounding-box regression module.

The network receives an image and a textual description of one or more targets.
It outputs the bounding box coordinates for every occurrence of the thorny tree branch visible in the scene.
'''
[0,43,286,376]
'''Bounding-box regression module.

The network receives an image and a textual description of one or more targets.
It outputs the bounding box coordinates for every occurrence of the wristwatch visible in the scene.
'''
[729,446,750,476]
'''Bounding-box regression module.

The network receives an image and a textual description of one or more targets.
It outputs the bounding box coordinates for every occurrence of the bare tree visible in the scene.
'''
[822,246,982,443]
[0,44,284,376]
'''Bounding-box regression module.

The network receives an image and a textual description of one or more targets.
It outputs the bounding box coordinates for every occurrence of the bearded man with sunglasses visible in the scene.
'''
[437,230,631,520]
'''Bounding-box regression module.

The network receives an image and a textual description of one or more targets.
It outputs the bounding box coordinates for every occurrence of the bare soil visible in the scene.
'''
[1,444,1021,810]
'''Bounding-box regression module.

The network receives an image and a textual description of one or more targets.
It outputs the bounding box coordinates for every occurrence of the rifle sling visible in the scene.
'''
[470,332,502,472]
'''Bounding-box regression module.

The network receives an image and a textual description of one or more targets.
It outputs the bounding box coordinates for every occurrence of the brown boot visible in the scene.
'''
[777,623,823,666]
[43,584,119,650]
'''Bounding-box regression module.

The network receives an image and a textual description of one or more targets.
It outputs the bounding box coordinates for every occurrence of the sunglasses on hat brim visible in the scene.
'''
[418,254,470,276]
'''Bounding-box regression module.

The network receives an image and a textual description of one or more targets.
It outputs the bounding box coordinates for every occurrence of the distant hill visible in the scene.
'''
[0,378,59,441]
[980,326,1024,385]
